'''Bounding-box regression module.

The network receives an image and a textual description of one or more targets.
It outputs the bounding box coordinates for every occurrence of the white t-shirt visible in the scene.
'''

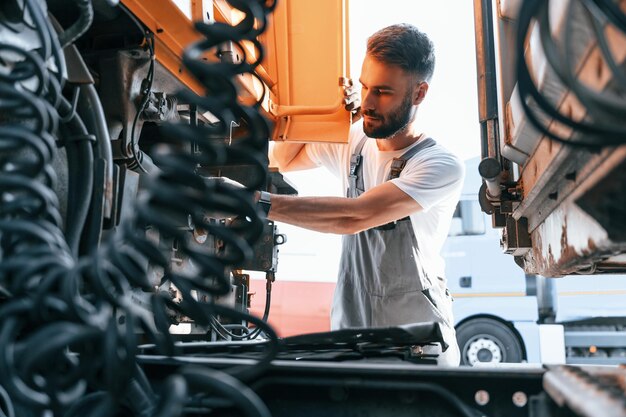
[304,119,465,279]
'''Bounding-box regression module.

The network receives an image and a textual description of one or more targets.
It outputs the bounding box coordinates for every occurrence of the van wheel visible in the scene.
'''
[456,318,524,366]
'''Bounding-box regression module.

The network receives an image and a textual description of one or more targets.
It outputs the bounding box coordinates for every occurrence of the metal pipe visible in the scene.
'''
[473,0,501,162]
[479,157,502,199]
[269,94,345,117]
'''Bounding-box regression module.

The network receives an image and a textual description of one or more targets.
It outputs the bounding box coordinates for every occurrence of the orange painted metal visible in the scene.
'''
[268,0,353,143]
[120,0,205,94]
[121,0,353,143]
[191,0,205,22]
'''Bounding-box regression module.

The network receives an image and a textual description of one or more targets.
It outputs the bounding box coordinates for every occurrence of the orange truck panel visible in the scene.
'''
[122,0,353,144]
[268,0,353,143]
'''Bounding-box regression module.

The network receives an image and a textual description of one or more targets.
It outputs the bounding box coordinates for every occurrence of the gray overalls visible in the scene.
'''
[331,136,460,366]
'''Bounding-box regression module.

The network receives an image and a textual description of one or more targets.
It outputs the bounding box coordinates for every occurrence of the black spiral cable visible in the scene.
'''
[515,0,626,148]
[1,0,279,415]
[129,0,281,375]
[111,0,281,409]
[0,1,97,414]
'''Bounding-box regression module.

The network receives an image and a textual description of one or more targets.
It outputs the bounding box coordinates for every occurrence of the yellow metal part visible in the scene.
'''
[123,0,353,143]
[268,0,352,143]
[216,0,353,142]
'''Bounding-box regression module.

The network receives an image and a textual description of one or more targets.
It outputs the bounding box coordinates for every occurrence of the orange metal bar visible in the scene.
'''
[191,0,205,22]
[120,0,205,94]
[269,0,352,142]
[269,94,345,117]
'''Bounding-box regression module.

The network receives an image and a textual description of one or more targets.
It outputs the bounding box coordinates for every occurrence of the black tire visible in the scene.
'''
[456,317,524,366]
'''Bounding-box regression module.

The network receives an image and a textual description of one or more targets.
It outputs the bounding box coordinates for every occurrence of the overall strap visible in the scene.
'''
[375,137,436,231]
[347,135,368,197]
[387,137,436,181]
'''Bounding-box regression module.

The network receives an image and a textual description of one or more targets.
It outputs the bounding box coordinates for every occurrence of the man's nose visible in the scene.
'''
[361,90,375,111]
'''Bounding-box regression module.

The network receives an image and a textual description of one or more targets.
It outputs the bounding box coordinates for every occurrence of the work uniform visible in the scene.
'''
[305,119,464,366]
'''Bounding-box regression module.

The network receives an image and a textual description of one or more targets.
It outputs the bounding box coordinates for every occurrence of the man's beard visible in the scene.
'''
[363,92,413,139]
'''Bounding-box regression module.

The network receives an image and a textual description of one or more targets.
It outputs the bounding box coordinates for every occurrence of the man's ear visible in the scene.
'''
[413,81,429,105]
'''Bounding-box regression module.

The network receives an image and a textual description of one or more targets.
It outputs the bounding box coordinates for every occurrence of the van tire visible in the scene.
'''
[456,318,524,366]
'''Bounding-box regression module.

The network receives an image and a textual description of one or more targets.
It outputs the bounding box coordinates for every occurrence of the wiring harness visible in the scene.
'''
[0,0,278,415]
[516,0,626,148]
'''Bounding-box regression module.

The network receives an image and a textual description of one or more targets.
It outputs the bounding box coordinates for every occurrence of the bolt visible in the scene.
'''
[512,391,527,408]
[475,390,490,406]
[411,345,424,356]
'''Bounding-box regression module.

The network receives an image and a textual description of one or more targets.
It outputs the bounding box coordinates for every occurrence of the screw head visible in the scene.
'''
[475,390,490,406]
[512,391,527,408]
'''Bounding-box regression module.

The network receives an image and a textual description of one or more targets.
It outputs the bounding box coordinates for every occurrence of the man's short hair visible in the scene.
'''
[366,23,435,82]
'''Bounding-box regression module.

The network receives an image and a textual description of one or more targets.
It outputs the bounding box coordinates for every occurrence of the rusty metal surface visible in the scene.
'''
[517,145,626,276]
[490,0,626,276]
[515,1,626,224]
[515,147,626,231]
[523,203,605,276]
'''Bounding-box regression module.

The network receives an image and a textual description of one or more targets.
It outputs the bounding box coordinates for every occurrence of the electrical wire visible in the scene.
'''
[0,13,123,411]
[515,0,626,148]
[118,2,155,173]
[128,32,155,174]
[1,0,278,416]
[57,93,95,257]
[209,271,274,341]
[57,0,94,48]
[129,0,280,383]
[0,385,15,417]
[539,1,626,127]
[583,0,626,88]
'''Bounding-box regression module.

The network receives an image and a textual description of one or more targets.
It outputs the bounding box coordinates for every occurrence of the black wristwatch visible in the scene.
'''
[258,191,271,215]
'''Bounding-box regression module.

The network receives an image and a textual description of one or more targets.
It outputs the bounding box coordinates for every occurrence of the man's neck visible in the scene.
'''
[375,123,423,152]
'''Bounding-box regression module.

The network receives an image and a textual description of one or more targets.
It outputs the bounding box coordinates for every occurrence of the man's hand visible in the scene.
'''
[343,79,361,121]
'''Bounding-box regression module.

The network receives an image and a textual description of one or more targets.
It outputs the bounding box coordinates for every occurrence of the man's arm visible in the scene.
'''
[270,81,360,173]
[267,182,422,234]
[270,142,318,172]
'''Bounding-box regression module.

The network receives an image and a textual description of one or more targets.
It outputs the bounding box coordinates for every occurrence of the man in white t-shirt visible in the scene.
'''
[265,24,464,365]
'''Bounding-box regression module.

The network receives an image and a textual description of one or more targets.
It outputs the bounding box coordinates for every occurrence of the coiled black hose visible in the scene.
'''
[1,0,279,415]
[126,0,281,378]
[58,0,94,48]
[0,2,92,414]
